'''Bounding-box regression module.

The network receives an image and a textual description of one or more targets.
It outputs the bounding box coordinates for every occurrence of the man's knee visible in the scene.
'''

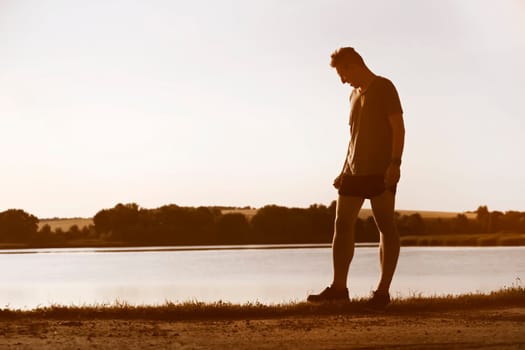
[334,214,355,236]
[335,196,362,227]
[379,226,399,242]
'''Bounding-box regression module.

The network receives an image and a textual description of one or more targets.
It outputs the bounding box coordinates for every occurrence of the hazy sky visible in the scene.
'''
[1,0,524,218]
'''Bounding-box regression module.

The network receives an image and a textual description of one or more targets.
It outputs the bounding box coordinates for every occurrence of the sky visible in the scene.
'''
[1,0,524,218]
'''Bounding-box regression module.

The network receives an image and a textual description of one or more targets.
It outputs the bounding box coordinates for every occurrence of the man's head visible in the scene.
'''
[330,47,369,88]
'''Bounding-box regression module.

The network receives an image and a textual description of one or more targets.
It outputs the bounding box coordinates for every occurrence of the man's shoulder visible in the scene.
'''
[370,76,399,97]
[374,76,396,89]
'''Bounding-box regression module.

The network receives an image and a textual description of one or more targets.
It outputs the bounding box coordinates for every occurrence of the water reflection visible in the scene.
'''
[1,246,523,309]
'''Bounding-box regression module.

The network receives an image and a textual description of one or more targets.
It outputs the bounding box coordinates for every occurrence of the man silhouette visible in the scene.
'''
[308,47,405,310]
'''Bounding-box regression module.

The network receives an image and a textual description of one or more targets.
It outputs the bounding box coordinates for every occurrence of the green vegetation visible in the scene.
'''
[1,204,524,248]
[0,287,523,320]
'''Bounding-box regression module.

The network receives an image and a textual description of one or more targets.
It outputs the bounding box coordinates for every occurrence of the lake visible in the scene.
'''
[1,245,524,309]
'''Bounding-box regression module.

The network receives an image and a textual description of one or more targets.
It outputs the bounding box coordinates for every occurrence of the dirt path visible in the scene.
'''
[0,307,524,349]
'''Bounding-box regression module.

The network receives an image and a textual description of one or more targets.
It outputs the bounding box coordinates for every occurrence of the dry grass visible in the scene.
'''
[0,287,523,321]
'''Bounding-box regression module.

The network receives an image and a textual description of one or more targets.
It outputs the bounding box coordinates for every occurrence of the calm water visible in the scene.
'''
[1,245,524,309]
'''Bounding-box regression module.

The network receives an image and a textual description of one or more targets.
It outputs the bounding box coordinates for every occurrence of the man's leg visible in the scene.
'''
[331,195,364,289]
[370,190,400,294]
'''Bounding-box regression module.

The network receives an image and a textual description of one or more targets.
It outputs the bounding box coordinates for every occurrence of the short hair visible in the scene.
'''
[330,47,365,68]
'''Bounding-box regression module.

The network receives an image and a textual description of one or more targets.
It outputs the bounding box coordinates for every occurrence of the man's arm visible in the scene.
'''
[384,113,405,187]
[389,113,405,161]
[334,140,351,189]
[334,128,354,190]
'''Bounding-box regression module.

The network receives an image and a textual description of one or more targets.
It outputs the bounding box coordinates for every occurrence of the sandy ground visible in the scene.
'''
[0,307,524,349]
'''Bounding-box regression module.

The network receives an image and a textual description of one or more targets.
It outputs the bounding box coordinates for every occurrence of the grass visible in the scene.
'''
[1,287,523,321]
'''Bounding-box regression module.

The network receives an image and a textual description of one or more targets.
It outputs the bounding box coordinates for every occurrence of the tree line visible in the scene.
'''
[0,204,524,246]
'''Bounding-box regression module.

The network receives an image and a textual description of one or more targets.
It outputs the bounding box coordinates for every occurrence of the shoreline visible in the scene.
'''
[2,287,523,319]
[1,232,524,252]
[1,289,524,349]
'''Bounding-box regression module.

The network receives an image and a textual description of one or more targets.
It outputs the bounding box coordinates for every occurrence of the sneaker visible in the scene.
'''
[307,286,349,303]
[365,291,391,311]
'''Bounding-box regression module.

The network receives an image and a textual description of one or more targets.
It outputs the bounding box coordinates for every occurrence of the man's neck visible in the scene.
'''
[358,70,376,93]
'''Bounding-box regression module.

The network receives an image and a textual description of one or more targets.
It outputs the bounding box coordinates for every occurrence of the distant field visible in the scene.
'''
[401,233,525,246]
[391,209,477,220]
[221,208,476,220]
[221,208,258,219]
[38,218,94,231]
[38,208,475,230]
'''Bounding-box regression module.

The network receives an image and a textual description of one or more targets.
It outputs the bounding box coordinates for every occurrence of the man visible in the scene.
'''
[307,47,405,310]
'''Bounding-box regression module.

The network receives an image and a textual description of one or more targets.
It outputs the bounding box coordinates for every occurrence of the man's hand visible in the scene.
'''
[333,173,344,189]
[384,163,400,188]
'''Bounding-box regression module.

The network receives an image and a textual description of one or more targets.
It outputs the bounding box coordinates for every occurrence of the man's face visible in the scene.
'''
[336,63,361,87]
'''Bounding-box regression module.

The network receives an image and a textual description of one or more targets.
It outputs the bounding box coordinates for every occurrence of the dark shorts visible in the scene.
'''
[338,174,396,199]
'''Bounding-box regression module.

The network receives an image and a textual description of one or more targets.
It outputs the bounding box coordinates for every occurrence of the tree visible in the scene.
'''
[500,211,525,233]
[363,216,380,242]
[251,205,292,243]
[305,204,333,243]
[216,213,251,244]
[39,224,52,236]
[476,206,490,233]
[452,214,470,233]
[489,211,504,233]
[0,209,39,242]
[396,213,425,236]
[93,203,141,240]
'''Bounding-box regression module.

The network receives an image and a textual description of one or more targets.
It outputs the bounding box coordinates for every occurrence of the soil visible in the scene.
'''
[0,307,524,349]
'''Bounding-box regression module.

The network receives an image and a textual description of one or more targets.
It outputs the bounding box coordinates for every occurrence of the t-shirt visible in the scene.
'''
[345,76,403,176]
